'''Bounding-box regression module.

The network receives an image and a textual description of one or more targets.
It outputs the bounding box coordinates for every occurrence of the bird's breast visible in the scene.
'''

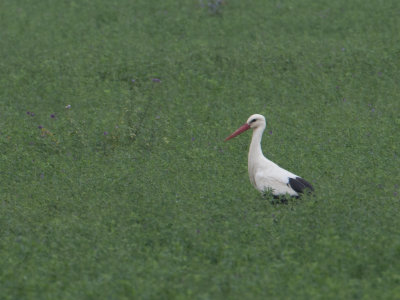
[248,160,259,189]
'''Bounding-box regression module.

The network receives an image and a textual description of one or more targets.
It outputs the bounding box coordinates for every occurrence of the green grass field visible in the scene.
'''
[1,0,400,299]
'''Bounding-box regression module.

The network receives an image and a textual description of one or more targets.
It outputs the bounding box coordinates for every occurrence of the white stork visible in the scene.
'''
[225,114,314,198]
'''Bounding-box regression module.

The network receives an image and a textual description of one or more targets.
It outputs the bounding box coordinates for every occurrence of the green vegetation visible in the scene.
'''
[1,0,399,299]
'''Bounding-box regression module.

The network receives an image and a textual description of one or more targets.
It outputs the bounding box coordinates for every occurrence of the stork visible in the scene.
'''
[225,114,314,198]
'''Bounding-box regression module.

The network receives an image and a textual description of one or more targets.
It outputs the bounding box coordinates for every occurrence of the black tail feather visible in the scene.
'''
[288,177,314,194]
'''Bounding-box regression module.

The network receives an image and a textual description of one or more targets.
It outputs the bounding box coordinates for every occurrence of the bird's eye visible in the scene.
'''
[250,118,257,123]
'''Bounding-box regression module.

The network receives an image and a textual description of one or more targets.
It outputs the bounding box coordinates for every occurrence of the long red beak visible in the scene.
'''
[224,123,251,141]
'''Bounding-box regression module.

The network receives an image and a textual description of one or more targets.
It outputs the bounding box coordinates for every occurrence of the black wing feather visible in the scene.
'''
[288,177,314,194]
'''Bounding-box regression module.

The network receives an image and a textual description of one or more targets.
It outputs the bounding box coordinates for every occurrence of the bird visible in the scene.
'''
[225,114,314,199]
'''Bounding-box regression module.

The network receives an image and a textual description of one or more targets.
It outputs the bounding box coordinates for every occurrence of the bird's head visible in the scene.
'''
[225,114,266,141]
[246,114,266,129]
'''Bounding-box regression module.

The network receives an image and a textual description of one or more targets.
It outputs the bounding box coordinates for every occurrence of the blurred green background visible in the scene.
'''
[1,0,399,299]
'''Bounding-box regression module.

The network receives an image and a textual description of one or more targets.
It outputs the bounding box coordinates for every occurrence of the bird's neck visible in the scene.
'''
[248,126,265,162]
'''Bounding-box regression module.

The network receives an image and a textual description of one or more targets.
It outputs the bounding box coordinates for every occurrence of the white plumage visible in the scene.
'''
[225,114,314,197]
